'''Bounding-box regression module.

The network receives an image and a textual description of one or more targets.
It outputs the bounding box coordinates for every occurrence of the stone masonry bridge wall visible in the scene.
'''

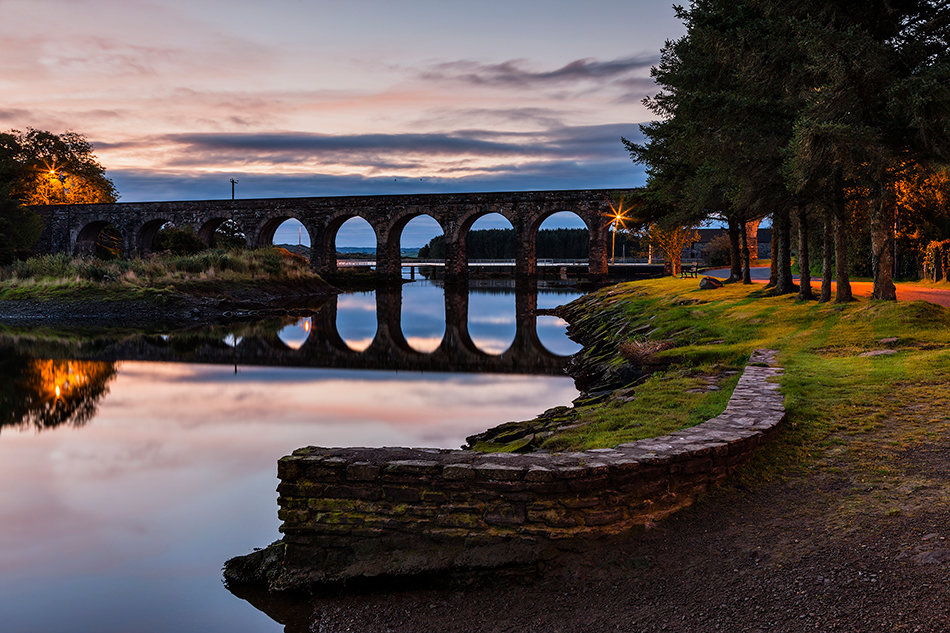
[244,349,785,589]
[31,189,627,282]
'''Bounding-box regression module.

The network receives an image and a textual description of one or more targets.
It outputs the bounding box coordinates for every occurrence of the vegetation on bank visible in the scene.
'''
[472,278,950,470]
[0,247,323,301]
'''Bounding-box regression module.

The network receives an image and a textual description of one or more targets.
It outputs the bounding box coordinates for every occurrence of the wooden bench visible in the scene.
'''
[679,262,700,278]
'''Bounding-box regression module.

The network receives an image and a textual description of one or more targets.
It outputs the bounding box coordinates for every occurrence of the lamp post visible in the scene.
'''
[608,201,628,264]
[230,178,239,200]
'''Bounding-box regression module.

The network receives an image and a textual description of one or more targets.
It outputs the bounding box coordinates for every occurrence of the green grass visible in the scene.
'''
[475,277,950,460]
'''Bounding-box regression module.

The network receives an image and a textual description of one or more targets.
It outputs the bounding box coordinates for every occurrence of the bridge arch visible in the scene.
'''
[525,207,609,279]
[316,212,379,277]
[75,220,125,258]
[443,206,517,280]
[390,212,446,279]
[198,217,248,249]
[253,214,308,249]
[135,218,173,256]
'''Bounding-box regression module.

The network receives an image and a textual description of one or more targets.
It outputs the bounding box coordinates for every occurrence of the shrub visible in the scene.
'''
[154,226,205,256]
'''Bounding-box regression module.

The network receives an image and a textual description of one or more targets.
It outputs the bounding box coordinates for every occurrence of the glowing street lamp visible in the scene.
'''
[607,202,629,264]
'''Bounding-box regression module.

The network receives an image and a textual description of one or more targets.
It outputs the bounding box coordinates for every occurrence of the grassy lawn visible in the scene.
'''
[475,278,950,464]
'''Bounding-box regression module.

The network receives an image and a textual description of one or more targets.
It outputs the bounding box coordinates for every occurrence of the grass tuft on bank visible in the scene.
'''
[475,278,950,466]
[0,248,323,301]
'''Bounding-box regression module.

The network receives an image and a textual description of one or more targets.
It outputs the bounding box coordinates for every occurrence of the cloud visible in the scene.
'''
[107,155,646,203]
[421,54,659,87]
[101,121,648,201]
[164,131,531,158]
[147,122,641,166]
[0,109,34,122]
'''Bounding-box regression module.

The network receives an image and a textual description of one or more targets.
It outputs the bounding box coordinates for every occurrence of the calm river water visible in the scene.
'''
[0,279,582,633]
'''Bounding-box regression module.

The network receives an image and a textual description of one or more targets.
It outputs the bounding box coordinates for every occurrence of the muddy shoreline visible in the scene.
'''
[0,278,337,329]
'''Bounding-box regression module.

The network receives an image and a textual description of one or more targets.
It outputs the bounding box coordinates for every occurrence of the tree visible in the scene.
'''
[643,222,700,277]
[0,128,117,205]
[624,0,793,287]
[631,0,950,299]
[0,195,44,265]
[783,0,950,301]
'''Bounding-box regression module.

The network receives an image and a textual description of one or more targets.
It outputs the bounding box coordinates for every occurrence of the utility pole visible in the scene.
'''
[230,178,239,200]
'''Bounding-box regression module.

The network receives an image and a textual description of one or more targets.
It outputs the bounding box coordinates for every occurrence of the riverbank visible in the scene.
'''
[0,248,336,327]
[231,277,950,632]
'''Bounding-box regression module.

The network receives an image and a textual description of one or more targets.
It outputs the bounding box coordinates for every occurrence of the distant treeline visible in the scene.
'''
[417,228,591,259]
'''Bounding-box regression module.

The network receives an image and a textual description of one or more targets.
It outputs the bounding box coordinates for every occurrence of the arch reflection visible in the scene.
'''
[336,291,377,352]
[400,282,445,353]
[536,314,583,356]
[278,317,312,350]
[467,288,516,355]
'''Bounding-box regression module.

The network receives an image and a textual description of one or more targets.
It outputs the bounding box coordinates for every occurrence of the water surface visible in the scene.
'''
[0,280,582,633]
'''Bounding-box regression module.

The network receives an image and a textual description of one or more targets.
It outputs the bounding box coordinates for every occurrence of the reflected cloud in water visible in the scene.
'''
[402,283,445,352]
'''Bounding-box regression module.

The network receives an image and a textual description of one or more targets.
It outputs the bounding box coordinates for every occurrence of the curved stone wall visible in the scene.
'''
[230,349,784,589]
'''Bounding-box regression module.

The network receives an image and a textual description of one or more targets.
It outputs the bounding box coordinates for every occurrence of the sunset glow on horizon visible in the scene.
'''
[2,0,683,201]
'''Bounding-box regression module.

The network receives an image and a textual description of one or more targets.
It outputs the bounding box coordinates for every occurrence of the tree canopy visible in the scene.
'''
[0,128,117,205]
[627,0,950,296]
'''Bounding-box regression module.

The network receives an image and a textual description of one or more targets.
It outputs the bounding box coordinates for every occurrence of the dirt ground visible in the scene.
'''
[234,404,950,633]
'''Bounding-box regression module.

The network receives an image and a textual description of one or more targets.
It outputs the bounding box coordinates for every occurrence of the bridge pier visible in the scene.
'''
[443,235,467,286]
[588,225,609,282]
[375,230,403,284]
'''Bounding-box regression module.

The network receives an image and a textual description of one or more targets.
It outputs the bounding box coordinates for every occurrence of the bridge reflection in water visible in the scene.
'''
[19,281,579,377]
[200,282,572,375]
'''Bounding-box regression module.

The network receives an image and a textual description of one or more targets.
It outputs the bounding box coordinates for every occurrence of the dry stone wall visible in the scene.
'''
[236,349,784,589]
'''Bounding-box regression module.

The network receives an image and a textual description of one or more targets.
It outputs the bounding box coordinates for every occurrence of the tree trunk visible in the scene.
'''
[797,207,813,301]
[833,189,853,303]
[741,224,752,284]
[727,219,742,282]
[767,221,778,288]
[775,208,796,294]
[820,208,833,303]
[668,247,681,277]
[870,197,897,300]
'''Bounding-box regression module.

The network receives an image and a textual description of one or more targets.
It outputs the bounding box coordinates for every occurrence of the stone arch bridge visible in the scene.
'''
[32,189,630,281]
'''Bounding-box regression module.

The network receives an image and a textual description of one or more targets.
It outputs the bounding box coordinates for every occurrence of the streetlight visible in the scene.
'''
[45,166,61,204]
[606,201,629,264]
[230,178,239,200]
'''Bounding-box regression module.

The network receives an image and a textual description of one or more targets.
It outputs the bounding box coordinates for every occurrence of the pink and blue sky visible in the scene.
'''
[2,0,682,203]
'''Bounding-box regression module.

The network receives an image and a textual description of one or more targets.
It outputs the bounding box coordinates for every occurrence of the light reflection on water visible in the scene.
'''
[0,280,583,633]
